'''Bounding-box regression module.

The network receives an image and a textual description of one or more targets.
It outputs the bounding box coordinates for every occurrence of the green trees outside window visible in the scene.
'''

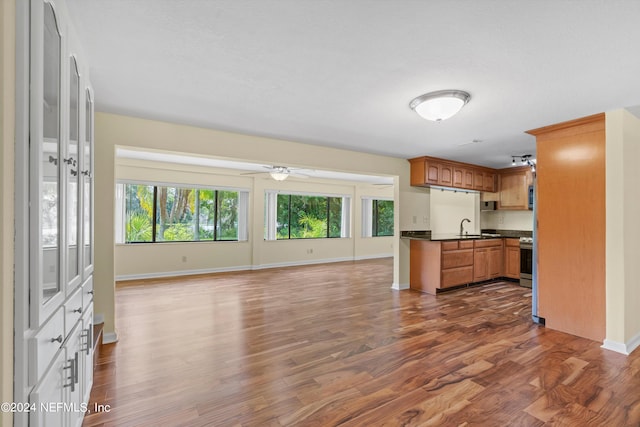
[276,194,343,239]
[123,184,239,243]
[373,199,394,236]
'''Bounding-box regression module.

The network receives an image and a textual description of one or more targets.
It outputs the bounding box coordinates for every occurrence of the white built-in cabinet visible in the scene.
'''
[15,0,95,426]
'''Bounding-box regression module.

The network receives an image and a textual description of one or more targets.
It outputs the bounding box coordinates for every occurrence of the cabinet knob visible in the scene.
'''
[73,307,82,314]
[50,335,63,343]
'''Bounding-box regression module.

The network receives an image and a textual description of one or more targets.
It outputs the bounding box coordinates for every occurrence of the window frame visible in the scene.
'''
[265,190,351,241]
[362,197,394,238]
[116,180,249,244]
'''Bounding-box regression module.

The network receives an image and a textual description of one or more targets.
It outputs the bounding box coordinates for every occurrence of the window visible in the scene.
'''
[265,192,351,240]
[362,198,394,237]
[116,182,248,243]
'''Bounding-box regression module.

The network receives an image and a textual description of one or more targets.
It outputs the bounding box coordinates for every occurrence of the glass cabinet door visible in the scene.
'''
[31,0,63,326]
[82,88,94,277]
[67,56,81,292]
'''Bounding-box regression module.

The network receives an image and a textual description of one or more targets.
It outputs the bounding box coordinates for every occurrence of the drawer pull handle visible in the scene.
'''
[50,335,63,343]
[88,290,94,295]
[73,307,83,314]
[63,357,76,392]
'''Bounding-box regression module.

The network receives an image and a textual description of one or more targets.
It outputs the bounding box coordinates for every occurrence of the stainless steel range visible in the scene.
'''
[519,237,533,288]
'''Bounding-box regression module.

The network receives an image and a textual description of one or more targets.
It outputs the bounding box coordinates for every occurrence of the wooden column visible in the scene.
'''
[527,113,606,342]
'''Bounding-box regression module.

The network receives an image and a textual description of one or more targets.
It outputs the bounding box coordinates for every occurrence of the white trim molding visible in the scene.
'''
[354,253,393,261]
[391,282,410,290]
[116,265,253,282]
[253,257,353,270]
[102,332,119,345]
[601,333,640,355]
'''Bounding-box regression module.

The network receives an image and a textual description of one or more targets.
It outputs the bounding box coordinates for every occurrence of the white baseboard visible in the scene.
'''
[102,332,118,344]
[93,313,104,325]
[602,333,640,356]
[601,339,628,355]
[117,256,393,280]
[627,332,640,355]
[116,256,394,281]
[353,253,393,261]
[253,257,353,270]
[391,282,410,290]
[116,265,252,282]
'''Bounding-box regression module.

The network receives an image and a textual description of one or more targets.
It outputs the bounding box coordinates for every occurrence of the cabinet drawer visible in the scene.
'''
[28,307,64,386]
[474,239,503,248]
[505,238,520,247]
[82,276,93,312]
[459,240,474,249]
[442,249,474,269]
[441,241,460,251]
[65,287,84,338]
[442,266,474,288]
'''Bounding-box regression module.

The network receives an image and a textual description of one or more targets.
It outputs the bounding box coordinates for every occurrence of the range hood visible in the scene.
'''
[481,201,496,211]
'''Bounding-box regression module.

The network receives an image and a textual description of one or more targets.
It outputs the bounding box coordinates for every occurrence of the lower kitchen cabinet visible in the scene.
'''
[441,240,474,288]
[504,238,521,279]
[410,238,514,294]
[410,240,473,294]
[473,239,503,282]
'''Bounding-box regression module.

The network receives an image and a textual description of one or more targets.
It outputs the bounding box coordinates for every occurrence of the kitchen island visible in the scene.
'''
[403,230,529,294]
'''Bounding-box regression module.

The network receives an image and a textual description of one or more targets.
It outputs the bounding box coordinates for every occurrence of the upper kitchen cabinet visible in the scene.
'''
[497,166,532,210]
[410,157,453,187]
[409,156,497,192]
[453,166,474,189]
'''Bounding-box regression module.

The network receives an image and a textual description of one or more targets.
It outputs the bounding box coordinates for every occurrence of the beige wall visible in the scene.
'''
[481,210,534,231]
[96,112,412,338]
[605,109,640,351]
[430,190,480,234]
[1,0,15,423]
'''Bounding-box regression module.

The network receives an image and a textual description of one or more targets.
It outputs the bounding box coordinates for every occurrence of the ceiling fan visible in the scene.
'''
[241,165,310,181]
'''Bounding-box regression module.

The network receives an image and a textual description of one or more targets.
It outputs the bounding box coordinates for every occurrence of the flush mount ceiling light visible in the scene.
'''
[269,166,290,181]
[409,90,471,122]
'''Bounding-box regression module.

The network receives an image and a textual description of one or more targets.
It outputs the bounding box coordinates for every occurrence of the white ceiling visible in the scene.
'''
[67,0,640,169]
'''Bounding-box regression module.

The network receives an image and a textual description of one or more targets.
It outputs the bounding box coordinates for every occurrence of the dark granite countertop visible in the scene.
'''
[401,229,532,241]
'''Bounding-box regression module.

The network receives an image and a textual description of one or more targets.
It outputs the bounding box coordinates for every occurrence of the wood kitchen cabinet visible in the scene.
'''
[497,166,532,210]
[453,166,474,189]
[413,157,452,186]
[409,156,497,191]
[410,239,474,294]
[503,238,521,279]
[473,239,503,282]
[441,240,474,288]
[527,113,605,342]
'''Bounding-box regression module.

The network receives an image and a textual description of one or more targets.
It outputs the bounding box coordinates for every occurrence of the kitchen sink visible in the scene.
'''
[458,233,501,239]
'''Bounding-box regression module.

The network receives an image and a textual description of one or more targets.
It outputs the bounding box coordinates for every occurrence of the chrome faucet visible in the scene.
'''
[460,218,471,235]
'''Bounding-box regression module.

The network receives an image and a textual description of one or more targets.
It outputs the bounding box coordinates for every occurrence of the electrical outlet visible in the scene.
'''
[182,256,187,262]
[498,215,504,225]
[412,215,417,224]
[423,216,428,224]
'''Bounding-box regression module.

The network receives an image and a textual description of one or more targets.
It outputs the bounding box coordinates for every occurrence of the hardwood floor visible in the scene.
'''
[83,259,640,426]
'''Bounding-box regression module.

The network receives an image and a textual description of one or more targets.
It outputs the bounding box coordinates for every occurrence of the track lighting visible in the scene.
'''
[512,154,536,171]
